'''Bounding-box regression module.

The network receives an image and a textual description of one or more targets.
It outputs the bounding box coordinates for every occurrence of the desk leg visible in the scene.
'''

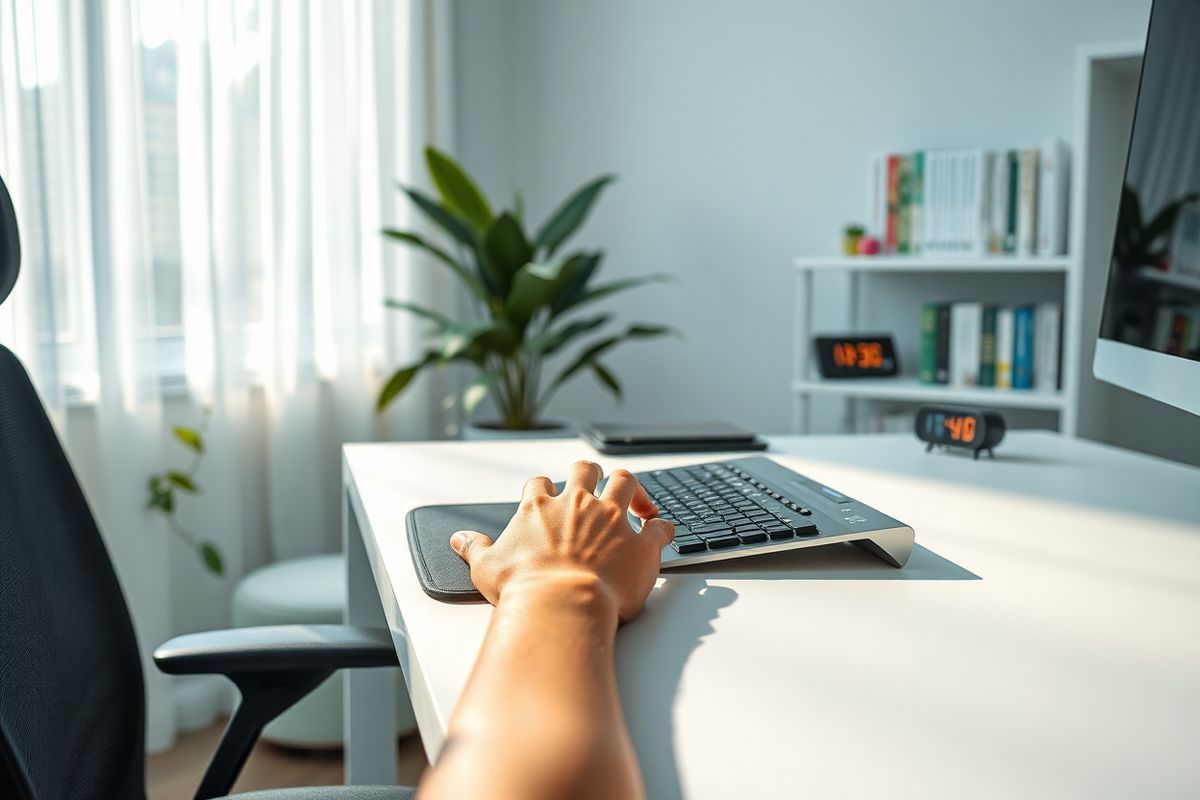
[344,486,398,785]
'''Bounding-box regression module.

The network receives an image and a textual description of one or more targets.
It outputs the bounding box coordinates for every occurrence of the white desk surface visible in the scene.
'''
[343,431,1200,799]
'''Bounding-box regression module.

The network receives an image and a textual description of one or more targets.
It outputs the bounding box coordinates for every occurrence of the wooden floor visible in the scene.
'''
[146,720,428,799]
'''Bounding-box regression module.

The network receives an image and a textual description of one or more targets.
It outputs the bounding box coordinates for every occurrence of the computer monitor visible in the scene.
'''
[1094,0,1200,416]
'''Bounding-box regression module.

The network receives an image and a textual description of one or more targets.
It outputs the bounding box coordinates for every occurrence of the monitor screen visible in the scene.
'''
[1099,0,1200,364]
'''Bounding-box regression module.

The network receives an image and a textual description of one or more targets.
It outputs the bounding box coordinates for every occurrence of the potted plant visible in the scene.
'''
[145,410,223,575]
[842,224,865,256]
[377,147,674,434]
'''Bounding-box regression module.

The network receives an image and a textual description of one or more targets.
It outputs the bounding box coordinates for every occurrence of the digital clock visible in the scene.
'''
[914,406,1006,459]
[814,334,898,378]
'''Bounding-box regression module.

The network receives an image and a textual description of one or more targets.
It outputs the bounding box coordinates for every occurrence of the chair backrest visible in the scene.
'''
[0,175,146,799]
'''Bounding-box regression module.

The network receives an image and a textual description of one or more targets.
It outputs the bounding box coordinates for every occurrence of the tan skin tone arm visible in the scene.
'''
[417,461,674,800]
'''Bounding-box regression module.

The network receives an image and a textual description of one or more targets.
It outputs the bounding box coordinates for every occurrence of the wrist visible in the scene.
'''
[500,571,619,629]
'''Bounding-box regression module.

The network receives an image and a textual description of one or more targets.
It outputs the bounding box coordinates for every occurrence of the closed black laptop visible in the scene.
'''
[582,421,767,455]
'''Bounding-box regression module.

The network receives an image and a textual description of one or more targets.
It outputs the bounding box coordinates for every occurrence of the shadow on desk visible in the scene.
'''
[618,578,736,800]
[667,541,979,581]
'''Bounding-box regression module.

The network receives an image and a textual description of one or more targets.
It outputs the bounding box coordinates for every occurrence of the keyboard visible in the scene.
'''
[633,456,915,569]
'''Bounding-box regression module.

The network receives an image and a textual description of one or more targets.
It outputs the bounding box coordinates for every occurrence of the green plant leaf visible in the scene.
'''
[591,361,622,400]
[534,174,616,257]
[200,541,225,575]
[462,371,499,417]
[148,489,175,513]
[505,256,579,328]
[481,212,533,295]
[440,321,496,360]
[174,426,204,453]
[425,147,493,233]
[381,228,487,301]
[167,471,199,493]
[384,298,453,329]
[475,319,521,356]
[376,353,437,413]
[549,251,602,316]
[399,186,478,248]
[553,272,672,318]
[513,190,525,225]
[145,480,171,511]
[524,313,611,355]
[625,323,675,339]
[545,323,676,399]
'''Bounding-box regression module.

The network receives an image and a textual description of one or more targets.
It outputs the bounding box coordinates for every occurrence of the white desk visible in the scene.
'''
[342,431,1200,799]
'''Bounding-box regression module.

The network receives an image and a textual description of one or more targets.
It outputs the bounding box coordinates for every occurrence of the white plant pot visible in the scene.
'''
[462,420,576,441]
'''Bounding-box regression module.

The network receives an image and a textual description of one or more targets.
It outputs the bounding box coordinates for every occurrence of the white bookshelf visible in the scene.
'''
[790,377,1066,411]
[792,42,1149,440]
[791,255,1073,434]
[792,255,1071,274]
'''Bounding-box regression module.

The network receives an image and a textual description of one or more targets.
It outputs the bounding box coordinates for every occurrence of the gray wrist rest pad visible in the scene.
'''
[406,502,519,602]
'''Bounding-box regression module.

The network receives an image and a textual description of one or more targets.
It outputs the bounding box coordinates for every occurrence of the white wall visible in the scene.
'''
[453,0,1152,434]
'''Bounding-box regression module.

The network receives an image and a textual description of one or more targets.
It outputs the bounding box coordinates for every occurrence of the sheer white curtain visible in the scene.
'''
[0,0,452,751]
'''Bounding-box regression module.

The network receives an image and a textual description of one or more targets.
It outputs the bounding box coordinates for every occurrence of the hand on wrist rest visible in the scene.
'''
[449,460,674,623]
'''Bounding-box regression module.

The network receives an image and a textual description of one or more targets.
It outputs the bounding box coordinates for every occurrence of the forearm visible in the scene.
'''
[420,574,644,800]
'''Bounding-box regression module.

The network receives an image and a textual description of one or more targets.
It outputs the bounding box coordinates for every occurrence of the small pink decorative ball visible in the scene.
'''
[857,236,881,256]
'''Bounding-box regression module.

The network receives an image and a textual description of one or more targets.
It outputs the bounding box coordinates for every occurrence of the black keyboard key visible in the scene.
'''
[672,536,707,554]
[737,530,768,544]
[707,534,740,549]
[691,523,732,535]
[766,527,794,541]
[799,508,812,516]
[790,521,819,537]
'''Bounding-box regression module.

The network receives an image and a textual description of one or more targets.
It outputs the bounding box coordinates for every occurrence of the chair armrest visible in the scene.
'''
[153,624,399,677]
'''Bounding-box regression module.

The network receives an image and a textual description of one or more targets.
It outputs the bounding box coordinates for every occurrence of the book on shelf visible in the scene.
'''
[919,303,939,384]
[935,304,951,384]
[1012,305,1036,389]
[1034,301,1062,390]
[1015,149,1040,256]
[870,141,1070,257]
[1037,139,1070,257]
[949,302,983,387]
[995,307,1015,388]
[979,305,999,387]
[918,301,1062,391]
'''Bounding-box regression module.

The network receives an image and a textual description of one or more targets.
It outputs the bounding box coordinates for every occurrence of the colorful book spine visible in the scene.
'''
[950,302,983,387]
[919,303,940,384]
[885,154,901,253]
[897,155,913,253]
[978,305,998,387]
[935,304,951,384]
[1012,305,1036,389]
[1034,302,1062,390]
[995,307,1014,389]
[911,151,925,254]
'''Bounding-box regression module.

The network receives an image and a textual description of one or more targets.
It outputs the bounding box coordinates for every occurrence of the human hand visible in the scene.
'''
[450,461,675,622]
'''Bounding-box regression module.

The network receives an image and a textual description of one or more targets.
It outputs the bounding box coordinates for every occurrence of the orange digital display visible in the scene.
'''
[815,334,897,378]
[916,405,1004,459]
[943,414,977,443]
[831,341,885,369]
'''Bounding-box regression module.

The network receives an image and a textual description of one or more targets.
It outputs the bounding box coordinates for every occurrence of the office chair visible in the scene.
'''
[0,174,416,800]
